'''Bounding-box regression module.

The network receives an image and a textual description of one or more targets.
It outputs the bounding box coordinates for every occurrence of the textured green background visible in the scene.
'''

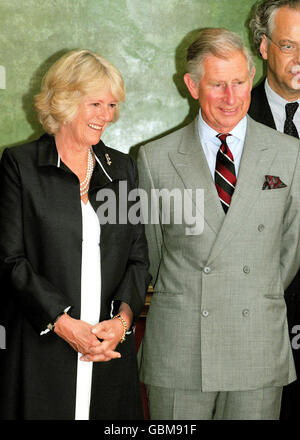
[0,0,262,155]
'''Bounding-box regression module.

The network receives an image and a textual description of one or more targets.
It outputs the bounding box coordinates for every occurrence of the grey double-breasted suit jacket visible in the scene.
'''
[137,115,300,392]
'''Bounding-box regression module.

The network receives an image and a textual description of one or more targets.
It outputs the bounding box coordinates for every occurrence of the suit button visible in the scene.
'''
[258,224,265,232]
[203,266,211,274]
[243,265,250,274]
[202,310,209,317]
[242,309,250,317]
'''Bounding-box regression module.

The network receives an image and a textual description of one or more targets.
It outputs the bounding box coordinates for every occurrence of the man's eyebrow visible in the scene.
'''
[278,39,297,44]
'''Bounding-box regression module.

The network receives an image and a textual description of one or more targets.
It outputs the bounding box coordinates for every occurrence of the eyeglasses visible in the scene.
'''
[265,35,299,55]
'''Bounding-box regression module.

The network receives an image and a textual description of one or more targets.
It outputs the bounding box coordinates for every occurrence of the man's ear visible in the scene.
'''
[250,66,256,88]
[183,73,200,100]
[259,35,269,60]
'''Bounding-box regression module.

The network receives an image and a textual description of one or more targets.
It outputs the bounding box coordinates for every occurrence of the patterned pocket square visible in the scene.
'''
[262,175,287,190]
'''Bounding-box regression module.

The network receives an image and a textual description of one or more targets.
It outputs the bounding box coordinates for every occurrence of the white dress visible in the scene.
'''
[75,200,101,420]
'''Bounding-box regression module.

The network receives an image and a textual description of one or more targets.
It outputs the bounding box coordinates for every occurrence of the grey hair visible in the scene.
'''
[186,28,255,83]
[249,0,300,53]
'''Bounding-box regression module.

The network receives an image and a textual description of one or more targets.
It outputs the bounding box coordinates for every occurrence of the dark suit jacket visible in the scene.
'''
[0,134,150,419]
[249,79,276,129]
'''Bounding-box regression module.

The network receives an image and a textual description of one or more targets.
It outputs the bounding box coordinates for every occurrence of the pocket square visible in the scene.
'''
[262,175,287,190]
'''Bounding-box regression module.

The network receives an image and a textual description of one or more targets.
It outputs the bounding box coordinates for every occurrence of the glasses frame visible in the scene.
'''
[265,34,299,55]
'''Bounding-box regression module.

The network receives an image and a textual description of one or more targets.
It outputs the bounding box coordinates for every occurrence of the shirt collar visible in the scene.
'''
[198,109,247,145]
[37,133,59,167]
[265,78,300,117]
[37,133,116,183]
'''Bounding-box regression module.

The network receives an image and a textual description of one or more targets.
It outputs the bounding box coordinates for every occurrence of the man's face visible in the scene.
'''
[184,50,255,133]
[260,6,300,100]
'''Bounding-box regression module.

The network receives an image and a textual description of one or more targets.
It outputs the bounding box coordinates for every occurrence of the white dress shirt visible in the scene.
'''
[197,110,247,179]
[265,78,300,133]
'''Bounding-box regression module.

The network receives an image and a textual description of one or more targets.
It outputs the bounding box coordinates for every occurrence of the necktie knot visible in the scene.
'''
[217,133,233,160]
[217,133,231,144]
[285,102,299,120]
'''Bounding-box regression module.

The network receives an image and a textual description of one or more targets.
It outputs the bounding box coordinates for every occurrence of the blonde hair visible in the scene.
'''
[186,28,255,83]
[34,50,125,134]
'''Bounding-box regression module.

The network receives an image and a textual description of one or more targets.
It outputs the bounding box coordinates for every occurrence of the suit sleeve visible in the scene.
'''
[280,144,300,290]
[0,149,71,333]
[137,145,163,286]
[111,155,151,321]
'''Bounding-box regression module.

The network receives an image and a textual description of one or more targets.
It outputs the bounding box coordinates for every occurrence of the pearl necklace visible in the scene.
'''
[80,147,94,197]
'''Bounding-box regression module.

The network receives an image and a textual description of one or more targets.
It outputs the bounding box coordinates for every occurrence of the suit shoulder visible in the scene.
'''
[251,80,265,98]
[97,142,138,184]
[98,142,135,169]
[249,80,267,117]
[0,138,44,174]
[93,139,135,171]
[101,143,128,160]
[248,116,300,154]
[140,122,194,158]
[1,139,39,161]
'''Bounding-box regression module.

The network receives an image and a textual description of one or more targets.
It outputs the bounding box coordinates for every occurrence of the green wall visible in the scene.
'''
[0,0,262,155]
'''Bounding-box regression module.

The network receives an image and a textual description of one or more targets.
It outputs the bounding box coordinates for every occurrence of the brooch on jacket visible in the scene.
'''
[262,175,287,190]
[105,153,112,166]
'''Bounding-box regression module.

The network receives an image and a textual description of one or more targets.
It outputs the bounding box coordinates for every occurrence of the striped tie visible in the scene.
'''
[215,133,236,213]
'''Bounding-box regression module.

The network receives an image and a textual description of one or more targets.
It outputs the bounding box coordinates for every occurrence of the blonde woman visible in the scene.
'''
[0,50,150,420]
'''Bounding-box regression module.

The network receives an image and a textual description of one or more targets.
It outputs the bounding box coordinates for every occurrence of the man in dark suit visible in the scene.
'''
[248,0,300,419]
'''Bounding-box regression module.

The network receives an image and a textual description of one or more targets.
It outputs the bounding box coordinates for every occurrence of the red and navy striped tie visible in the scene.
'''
[215,133,236,213]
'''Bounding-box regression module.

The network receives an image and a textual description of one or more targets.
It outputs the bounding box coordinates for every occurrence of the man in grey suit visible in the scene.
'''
[137,28,300,419]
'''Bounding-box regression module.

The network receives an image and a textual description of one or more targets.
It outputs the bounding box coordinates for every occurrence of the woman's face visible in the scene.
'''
[65,89,118,148]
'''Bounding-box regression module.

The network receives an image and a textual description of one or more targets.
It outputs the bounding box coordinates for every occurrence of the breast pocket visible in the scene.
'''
[258,186,289,211]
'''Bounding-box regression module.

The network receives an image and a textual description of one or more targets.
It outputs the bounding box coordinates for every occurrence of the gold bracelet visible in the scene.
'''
[113,314,128,343]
